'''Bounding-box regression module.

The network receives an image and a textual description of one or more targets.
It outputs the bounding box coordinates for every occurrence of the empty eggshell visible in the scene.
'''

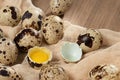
[77,29,103,53]
[0,65,22,80]
[0,37,18,65]
[14,28,43,53]
[21,7,45,31]
[0,5,21,27]
[39,64,69,80]
[89,64,120,80]
[61,42,82,62]
[50,0,73,16]
[41,15,64,44]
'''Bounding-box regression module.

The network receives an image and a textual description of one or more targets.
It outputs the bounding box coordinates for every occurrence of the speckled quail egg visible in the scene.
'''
[76,29,103,53]
[89,64,120,80]
[39,64,69,80]
[0,5,21,27]
[21,7,45,31]
[50,0,72,16]
[0,37,18,65]
[0,65,22,80]
[41,15,64,44]
[14,28,43,53]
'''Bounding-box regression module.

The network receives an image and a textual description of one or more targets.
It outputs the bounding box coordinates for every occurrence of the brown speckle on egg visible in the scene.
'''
[56,30,59,33]
[22,10,32,21]
[0,28,4,38]
[43,29,46,33]
[9,7,17,20]
[3,9,7,13]
[77,33,94,48]
[2,38,6,41]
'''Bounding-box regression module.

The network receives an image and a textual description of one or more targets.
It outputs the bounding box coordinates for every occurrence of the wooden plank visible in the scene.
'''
[32,0,120,31]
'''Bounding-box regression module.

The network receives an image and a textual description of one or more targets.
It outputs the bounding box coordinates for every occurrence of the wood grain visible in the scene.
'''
[32,0,120,31]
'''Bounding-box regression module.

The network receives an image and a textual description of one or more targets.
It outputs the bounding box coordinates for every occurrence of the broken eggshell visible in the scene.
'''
[21,7,45,31]
[89,64,120,80]
[41,15,64,44]
[61,42,82,62]
[0,65,23,80]
[39,64,69,80]
[77,29,103,53]
[14,28,42,53]
[27,46,52,69]
[50,0,73,16]
[0,5,21,27]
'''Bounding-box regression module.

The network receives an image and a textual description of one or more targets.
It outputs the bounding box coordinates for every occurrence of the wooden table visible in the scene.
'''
[32,0,120,31]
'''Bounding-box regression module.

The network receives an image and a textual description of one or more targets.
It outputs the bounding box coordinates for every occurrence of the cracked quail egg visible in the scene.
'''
[21,7,45,31]
[50,0,72,16]
[39,64,69,80]
[76,29,103,53]
[27,46,52,69]
[14,28,43,53]
[41,15,64,44]
[0,37,18,65]
[0,5,21,27]
[89,64,120,80]
[0,65,22,80]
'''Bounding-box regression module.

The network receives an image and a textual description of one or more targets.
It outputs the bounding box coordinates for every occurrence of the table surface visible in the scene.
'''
[32,0,120,31]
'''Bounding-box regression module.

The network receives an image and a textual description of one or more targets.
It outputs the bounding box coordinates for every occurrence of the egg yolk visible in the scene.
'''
[30,51,49,63]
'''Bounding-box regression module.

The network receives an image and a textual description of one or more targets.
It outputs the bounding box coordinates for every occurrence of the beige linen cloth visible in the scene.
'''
[0,0,120,80]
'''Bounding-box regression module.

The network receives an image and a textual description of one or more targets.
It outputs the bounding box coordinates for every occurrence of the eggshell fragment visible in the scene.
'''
[61,42,82,62]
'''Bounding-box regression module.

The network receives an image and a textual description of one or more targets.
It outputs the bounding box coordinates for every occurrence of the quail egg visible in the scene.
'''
[89,64,120,80]
[21,7,45,31]
[14,28,43,53]
[50,0,72,16]
[0,37,18,65]
[0,65,22,80]
[41,15,64,44]
[61,42,82,62]
[76,29,103,53]
[39,64,69,80]
[27,46,52,69]
[0,5,21,27]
